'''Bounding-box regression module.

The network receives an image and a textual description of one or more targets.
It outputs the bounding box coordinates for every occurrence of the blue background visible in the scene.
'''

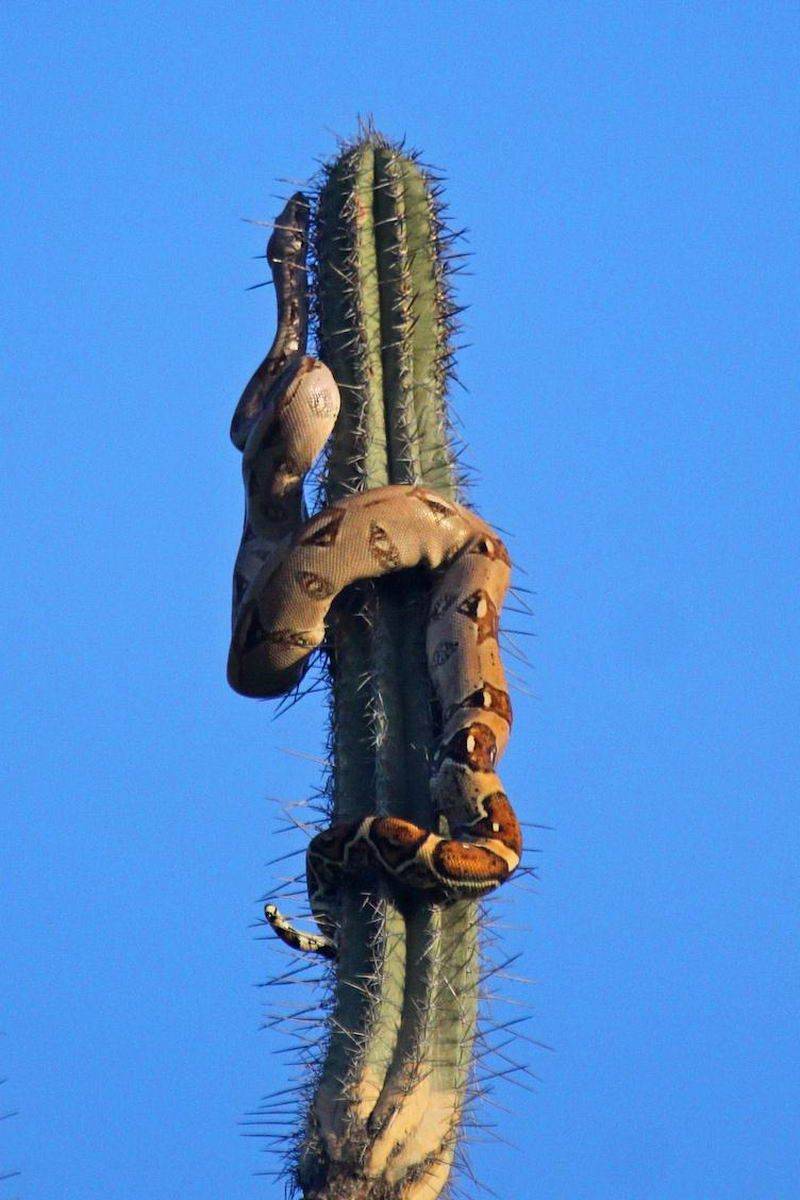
[2,4,797,1197]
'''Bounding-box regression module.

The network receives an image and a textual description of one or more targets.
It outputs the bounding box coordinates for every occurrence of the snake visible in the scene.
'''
[228,193,522,960]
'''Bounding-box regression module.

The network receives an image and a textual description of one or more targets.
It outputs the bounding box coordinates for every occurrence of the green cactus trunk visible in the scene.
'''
[296,133,479,1200]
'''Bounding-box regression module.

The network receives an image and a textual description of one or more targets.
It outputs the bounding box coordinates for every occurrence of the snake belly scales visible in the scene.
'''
[228,194,522,959]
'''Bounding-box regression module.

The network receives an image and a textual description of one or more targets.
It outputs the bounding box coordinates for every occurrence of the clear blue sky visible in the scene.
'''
[2,4,797,1197]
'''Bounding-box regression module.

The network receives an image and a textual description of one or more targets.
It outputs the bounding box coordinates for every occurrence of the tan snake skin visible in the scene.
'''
[228,195,521,957]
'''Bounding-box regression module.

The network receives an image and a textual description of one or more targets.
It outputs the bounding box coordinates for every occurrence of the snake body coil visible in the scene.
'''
[229,194,521,958]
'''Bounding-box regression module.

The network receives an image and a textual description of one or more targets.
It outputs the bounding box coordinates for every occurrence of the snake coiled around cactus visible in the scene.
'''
[228,194,521,961]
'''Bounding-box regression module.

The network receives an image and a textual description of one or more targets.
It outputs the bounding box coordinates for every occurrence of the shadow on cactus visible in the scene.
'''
[229,126,534,1199]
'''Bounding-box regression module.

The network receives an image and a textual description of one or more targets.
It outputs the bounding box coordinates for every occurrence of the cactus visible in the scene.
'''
[232,125,512,1199]
[287,129,478,1200]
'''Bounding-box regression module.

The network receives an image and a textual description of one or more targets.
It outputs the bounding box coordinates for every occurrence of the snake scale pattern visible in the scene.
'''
[228,194,521,958]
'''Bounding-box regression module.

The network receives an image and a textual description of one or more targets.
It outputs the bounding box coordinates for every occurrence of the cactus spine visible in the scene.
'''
[297,131,478,1200]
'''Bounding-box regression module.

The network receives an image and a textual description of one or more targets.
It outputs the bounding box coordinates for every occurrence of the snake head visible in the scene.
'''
[267,192,309,274]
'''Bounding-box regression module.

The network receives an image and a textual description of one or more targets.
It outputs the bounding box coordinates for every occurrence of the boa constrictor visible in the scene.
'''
[228,194,521,959]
